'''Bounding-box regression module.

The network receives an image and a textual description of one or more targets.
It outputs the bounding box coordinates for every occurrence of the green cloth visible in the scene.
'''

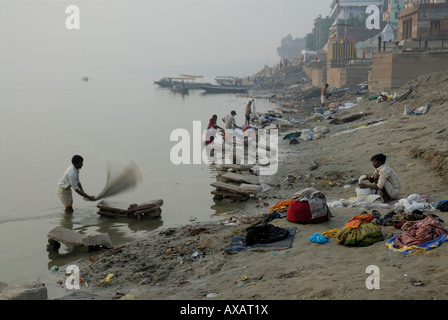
[337,222,383,246]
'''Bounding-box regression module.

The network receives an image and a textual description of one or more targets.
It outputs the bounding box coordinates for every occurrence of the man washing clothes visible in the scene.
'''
[359,153,401,202]
[57,155,95,213]
[222,110,242,130]
[321,83,330,108]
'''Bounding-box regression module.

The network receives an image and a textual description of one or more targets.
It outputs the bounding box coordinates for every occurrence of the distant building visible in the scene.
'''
[398,1,448,40]
[328,0,388,43]
[382,0,405,26]
[329,0,384,22]
[404,0,448,9]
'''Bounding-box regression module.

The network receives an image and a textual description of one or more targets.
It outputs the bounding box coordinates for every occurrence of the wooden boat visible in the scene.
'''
[154,74,211,89]
[154,78,174,88]
[97,199,163,219]
[199,84,251,94]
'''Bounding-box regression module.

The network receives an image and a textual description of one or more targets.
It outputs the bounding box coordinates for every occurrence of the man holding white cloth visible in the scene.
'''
[57,155,95,213]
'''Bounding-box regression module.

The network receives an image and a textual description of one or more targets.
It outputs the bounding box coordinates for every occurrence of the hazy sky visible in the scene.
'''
[1,0,331,79]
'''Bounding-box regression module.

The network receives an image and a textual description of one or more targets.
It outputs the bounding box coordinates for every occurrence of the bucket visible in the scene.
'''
[314,107,324,114]
[356,187,373,197]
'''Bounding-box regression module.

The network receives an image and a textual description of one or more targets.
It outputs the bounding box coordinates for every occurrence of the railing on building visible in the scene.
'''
[398,35,448,50]
[329,58,373,68]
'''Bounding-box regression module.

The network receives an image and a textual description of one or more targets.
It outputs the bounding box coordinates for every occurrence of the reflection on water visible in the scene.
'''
[0,75,275,286]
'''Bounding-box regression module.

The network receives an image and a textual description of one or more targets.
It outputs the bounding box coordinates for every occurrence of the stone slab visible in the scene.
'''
[221,172,260,185]
[47,226,113,249]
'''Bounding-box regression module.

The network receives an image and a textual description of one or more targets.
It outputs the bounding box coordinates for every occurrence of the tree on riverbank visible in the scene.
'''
[305,15,332,51]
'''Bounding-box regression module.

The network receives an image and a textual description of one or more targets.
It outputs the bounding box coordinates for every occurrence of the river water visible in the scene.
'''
[0,73,276,287]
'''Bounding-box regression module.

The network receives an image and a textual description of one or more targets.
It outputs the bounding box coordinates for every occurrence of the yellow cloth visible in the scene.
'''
[322,229,340,238]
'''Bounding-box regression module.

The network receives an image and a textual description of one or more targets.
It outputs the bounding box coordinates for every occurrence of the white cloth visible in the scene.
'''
[327,195,391,210]
[58,165,80,190]
[320,95,326,104]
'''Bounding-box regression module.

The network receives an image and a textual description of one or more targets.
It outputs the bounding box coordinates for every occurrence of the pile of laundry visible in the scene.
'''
[386,215,448,254]
[369,92,397,103]
[313,212,384,247]
[334,213,383,246]
[375,209,442,231]
[408,102,432,115]
[392,194,437,213]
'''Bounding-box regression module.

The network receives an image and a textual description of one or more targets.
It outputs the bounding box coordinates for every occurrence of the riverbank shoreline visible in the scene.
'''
[2,68,448,302]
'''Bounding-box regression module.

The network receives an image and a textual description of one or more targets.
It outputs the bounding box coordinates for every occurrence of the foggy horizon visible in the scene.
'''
[1,0,331,81]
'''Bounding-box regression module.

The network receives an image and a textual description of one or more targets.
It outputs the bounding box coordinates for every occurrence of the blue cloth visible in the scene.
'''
[309,233,329,244]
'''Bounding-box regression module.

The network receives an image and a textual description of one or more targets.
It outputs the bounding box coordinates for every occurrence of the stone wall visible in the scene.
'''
[326,67,370,88]
[369,50,448,90]
[311,68,327,87]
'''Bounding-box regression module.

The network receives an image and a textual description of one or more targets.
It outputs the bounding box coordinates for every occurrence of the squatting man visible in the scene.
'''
[358,153,401,202]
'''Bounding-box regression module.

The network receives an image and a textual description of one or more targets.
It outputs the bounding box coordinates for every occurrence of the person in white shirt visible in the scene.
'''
[222,110,241,130]
[57,155,95,213]
[359,153,401,202]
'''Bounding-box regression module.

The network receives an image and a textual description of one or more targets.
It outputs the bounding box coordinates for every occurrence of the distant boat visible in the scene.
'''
[199,75,251,94]
[154,74,211,89]
[154,77,174,88]
[214,76,243,86]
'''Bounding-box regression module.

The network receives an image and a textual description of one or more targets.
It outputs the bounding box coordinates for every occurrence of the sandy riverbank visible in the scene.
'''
[10,69,448,302]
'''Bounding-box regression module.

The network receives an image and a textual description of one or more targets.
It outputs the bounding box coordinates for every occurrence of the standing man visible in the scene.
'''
[57,155,95,213]
[359,153,401,202]
[244,100,253,125]
[321,83,330,108]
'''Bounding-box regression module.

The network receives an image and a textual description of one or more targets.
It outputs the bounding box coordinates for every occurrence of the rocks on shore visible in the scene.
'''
[0,282,48,300]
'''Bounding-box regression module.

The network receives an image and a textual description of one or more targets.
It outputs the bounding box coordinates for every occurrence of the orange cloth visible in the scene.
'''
[270,200,291,213]
[344,213,373,229]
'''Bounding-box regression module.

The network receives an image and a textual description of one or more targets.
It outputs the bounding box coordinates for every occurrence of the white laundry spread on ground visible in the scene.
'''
[95,160,143,200]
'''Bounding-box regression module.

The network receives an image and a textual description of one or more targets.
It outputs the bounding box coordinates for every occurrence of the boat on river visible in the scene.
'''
[154,74,211,89]
[199,76,252,94]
